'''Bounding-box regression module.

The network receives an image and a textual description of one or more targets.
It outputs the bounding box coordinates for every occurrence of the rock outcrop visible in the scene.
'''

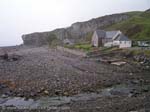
[141,8,150,17]
[22,13,129,46]
[22,32,50,46]
[145,8,150,13]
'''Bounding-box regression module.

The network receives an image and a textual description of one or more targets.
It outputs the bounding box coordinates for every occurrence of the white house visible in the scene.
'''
[113,34,132,48]
[91,30,132,48]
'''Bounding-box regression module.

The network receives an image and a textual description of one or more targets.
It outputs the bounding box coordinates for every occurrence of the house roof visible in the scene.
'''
[114,34,130,41]
[95,30,106,38]
[95,30,121,39]
[95,30,130,41]
[106,31,120,38]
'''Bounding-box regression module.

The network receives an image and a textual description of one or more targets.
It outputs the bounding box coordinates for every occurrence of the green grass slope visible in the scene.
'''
[105,10,150,41]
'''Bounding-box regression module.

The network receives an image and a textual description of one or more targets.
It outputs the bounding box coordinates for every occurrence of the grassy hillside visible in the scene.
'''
[105,10,150,41]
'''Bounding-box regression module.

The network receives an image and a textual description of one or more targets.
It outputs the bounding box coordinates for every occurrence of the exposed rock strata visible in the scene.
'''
[22,14,129,46]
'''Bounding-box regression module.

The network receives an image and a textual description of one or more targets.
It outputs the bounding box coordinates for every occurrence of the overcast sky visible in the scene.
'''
[0,0,149,46]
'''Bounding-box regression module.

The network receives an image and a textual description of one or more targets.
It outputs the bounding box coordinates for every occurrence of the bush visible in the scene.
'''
[74,44,92,52]
[64,43,93,52]
[47,34,60,47]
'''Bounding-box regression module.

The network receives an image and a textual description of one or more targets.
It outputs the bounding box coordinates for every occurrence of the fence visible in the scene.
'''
[57,46,87,57]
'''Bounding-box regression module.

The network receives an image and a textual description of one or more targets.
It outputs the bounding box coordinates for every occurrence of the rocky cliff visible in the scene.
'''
[141,8,150,17]
[22,13,129,46]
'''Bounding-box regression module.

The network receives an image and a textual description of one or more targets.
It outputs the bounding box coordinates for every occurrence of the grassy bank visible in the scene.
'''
[105,11,150,41]
[64,43,94,52]
[127,49,150,56]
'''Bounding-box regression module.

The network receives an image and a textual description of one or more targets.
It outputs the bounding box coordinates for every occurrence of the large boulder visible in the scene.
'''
[22,32,50,46]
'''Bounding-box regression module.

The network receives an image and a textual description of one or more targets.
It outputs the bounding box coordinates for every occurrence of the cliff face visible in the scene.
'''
[22,33,49,46]
[141,8,150,17]
[22,13,129,46]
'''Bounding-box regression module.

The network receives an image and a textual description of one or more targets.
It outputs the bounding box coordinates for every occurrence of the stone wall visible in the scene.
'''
[57,46,86,57]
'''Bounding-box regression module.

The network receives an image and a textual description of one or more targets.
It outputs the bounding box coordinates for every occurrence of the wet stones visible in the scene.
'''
[29,92,37,98]
[44,90,49,95]
[10,55,21,61]
[2,53,9,60]
[0,83,7,89]
[63,92,69,96]
[0,83,14,98]
[4,90,13,96]
[1,94,8,98]
[134,55,150,66]
[141,85,150,93]
[55,90,62,96]
[0,53,22,62]
[131,80,140,85]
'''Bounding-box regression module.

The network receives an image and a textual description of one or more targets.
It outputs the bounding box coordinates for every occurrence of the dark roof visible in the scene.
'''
[95,30,129,41]
[114,34,130,41]
[106,31,120,38]
[95,30,106,38]
[95,30,120,39]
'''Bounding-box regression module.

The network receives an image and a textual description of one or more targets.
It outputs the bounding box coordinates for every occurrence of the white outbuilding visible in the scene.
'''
[113,34,132,48]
